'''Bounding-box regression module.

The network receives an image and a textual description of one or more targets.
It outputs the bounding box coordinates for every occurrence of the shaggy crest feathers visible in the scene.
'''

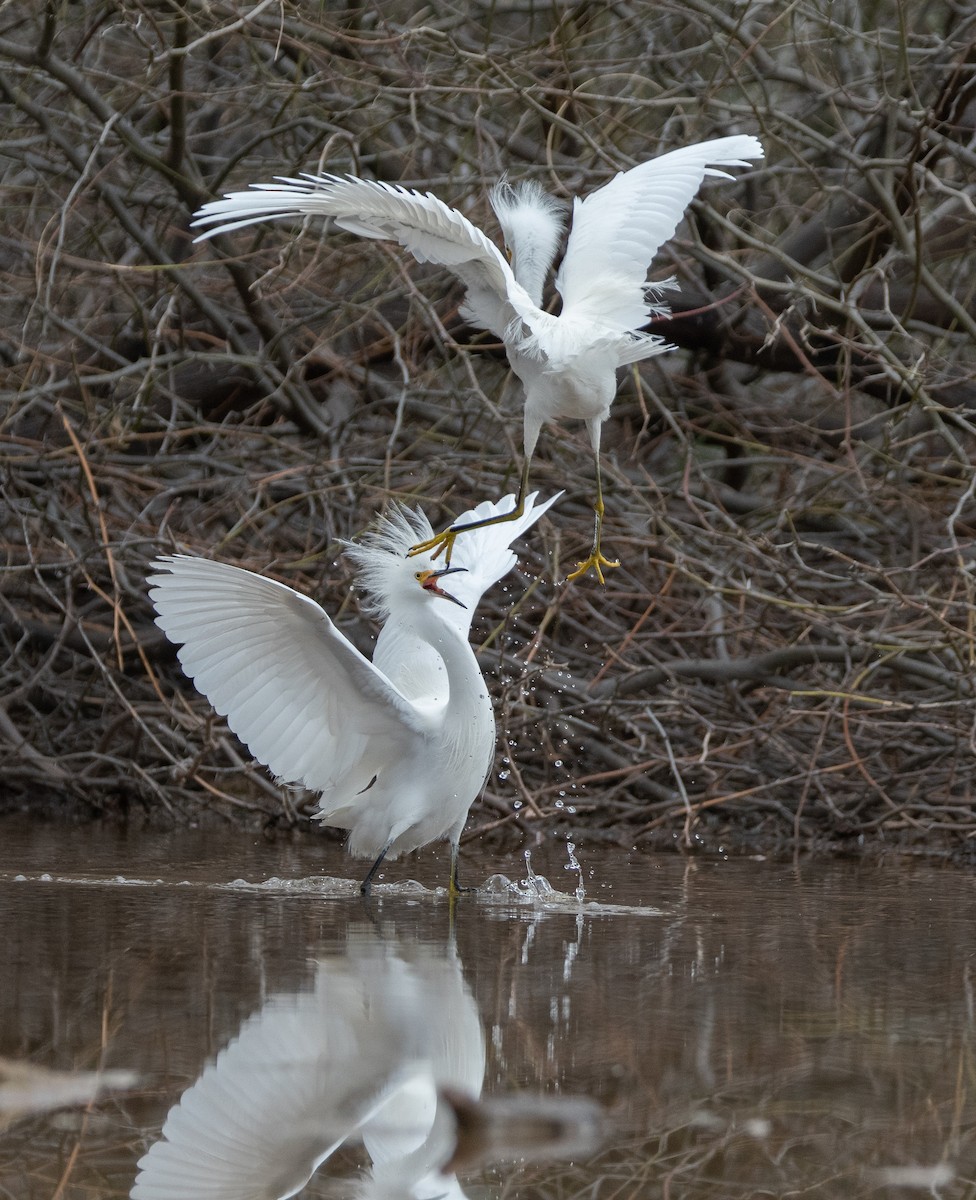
[340,492,560,622]
[488,179,566,308]
[488,178,566,230]
[341,504,436,620]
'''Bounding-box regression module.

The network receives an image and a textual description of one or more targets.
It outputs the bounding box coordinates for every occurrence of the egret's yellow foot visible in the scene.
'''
[407,528,457,565]
[567,548,620,585]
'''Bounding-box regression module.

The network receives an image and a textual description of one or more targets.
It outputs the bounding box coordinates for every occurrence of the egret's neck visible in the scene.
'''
[511,245,554,309]
[408,606,482,702]
[490,181,565,309]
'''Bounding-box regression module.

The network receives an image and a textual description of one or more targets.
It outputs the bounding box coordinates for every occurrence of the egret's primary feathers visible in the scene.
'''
[148,491,559,894]
[192,136,764,580]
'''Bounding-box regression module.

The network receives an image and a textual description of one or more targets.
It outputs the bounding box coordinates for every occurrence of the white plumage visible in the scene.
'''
[148,491,558,893]
[130,935,484,1200]
[192,136,764,580]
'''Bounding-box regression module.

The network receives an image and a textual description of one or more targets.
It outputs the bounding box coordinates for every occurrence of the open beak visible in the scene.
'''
[418,565,467,608]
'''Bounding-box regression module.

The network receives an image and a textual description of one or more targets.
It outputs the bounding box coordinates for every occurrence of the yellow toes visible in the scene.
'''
[407,529,456,564]
[567,549,620,585]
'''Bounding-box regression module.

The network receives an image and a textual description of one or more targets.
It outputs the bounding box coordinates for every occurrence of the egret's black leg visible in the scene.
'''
[449,842,478,900]
[450,845,462,900]
[360,844,390,896]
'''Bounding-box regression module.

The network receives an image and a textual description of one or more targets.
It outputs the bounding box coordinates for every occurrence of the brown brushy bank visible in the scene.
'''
[1,1,975,857]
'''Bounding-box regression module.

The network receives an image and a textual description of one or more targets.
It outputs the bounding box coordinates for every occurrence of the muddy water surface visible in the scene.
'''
[1,819,973,1198]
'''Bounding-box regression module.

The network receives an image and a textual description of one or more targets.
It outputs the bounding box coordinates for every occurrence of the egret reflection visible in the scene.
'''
[130,932,483,1200]
[131,927,605,1199]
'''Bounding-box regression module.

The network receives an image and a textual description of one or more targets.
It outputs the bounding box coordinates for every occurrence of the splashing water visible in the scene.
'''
[564,841,586,903]
[518,850,555,899]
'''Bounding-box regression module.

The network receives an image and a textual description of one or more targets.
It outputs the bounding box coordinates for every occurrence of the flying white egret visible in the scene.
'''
[191,135,764,581]
[147,491,558,895]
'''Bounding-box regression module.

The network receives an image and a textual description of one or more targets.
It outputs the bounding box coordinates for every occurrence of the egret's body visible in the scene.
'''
[192,136,763,579]
[148,492,557,893]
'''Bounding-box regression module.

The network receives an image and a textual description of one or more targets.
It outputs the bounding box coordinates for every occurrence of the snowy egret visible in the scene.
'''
[191,136,763,581]
[131,934,485,1200]
[147,491,558,895]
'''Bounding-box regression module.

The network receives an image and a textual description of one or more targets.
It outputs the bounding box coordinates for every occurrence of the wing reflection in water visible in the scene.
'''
[130,930,484,1200]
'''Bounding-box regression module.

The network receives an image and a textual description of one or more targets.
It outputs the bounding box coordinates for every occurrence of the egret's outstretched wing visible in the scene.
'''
[130,983,378,1200]
[192,174,537,338]
[148,556,425,796]
[555,135,765,331]
[370,491,560,703]
[438,489,561,618]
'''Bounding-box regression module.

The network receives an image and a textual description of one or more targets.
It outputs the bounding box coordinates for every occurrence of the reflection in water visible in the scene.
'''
[131,931,484,1199]
[0,1058,139,1131]
[442,1085,606,1173]
[3,829,974,1199]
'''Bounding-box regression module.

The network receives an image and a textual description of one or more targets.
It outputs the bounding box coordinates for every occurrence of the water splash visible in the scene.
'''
[564,841,586,904]
[519,850,556,899]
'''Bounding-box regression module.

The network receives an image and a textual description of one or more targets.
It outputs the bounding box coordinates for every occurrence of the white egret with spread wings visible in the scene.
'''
[148,492,558,895]
[192,136,763,581]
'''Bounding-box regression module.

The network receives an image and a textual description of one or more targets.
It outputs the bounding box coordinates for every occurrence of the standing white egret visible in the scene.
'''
[147,491,558,895]
[191,135,763,581]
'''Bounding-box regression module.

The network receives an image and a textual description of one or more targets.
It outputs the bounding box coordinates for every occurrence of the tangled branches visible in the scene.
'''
[1,0,975,855]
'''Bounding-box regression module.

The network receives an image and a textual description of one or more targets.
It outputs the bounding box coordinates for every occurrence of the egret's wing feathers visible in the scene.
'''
[132,947,464,1200]
[148,556,424,796]
[555,135,764,331]
[444,489,561,617]
[371,490,561,703]
[133,939,483,1200]
[131,991,358,1200]
[192,174,538,339]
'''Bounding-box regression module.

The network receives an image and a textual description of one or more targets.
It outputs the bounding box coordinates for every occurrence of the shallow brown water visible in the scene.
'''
[1,820,973,1198]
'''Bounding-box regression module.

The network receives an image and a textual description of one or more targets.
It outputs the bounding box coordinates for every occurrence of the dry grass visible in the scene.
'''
[2,0,976,855]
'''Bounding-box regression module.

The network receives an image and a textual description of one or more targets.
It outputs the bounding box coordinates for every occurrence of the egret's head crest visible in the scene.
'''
[342,503,436,619]
[488,178,566,230]
[488,179,566,306]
